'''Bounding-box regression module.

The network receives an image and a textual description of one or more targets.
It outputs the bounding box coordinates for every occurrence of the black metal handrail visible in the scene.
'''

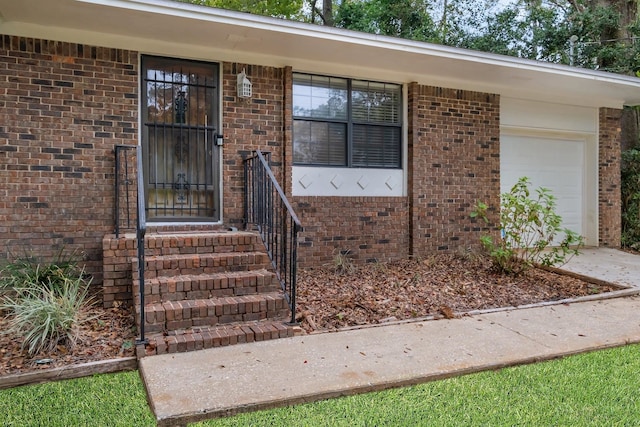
[114,145,137,237]
[114,144,147,345]
[244,150,303,325]
[134,145,148,345]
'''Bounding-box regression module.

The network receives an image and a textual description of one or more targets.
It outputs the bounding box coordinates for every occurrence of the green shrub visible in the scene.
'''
[0,249,96,355]
[0,248,82,297]
[471,177,583,274]
[0,273,96,355]
[622,149,640,250]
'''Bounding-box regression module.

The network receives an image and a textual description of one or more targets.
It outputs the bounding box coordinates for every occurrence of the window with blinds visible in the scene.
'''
[293,73,402,168]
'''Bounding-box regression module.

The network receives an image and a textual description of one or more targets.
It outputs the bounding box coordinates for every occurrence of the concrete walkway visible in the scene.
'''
[560,247,640,288]
[139,249,640,427]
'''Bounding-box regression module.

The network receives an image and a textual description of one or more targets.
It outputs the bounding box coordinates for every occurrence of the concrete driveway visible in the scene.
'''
[560,247,640,289]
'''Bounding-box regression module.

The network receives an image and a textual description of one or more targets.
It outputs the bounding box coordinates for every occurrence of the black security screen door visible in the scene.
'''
[142,56,220,221]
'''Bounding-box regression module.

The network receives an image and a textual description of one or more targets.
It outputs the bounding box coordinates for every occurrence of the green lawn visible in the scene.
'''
[0,370,153,427]
[2,344,639,427]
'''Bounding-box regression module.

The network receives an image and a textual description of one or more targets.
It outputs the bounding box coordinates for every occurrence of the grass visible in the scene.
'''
[0,371,154,427]
[1,345,639,426]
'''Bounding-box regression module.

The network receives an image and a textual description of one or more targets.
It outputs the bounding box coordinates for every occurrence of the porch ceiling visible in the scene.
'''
[2,0,640,108]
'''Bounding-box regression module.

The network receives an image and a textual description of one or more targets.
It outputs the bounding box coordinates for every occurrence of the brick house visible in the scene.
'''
[2,0,640,352]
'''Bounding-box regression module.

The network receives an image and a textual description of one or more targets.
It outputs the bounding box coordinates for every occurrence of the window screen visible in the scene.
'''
[293,73,402,168]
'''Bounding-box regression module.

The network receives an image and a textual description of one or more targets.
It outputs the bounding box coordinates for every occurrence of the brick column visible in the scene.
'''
[598,107,622,247]
[408,84,501,256]
[283,66,293,196]
[221,63,285,227]
[102,234,137,308]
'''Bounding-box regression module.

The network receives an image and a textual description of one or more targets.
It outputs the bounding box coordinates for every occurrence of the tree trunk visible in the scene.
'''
[585,0,638,40]
[323,0,334,26]
[309,0,334,26]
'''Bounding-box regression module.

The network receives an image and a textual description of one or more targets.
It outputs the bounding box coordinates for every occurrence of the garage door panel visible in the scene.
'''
[501,135,585,243]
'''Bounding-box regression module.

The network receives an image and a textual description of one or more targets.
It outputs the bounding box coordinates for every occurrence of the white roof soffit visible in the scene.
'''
[2,0,640,108]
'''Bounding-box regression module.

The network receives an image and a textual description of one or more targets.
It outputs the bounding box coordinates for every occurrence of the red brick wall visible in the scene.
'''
[0,36,138,282]
[291,84,500,267]
[294,197,410,266]
[408,84,501,255]
[221,63,285,228]
[102,234,137,307]
[599,107,622,247]
[283,66,294,195]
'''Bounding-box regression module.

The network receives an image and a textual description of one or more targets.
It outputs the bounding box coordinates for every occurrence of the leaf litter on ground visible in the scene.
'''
[0,253,619,376]
[295,253,617,333]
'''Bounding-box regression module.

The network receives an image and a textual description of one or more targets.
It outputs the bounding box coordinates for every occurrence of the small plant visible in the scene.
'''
[0,249,96,355]
[0,248,83,297]
[331,249,355,274]
[471,177,583,274]
[1,273,96,355]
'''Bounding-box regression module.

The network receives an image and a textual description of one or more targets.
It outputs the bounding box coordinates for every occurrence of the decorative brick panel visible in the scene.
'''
[408,84,501,255]
[598,107,622,247]
[221,63,285,227]
[0,35,138,283]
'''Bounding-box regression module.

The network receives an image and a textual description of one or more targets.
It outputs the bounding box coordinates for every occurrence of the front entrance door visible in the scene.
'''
[141,56,220,221]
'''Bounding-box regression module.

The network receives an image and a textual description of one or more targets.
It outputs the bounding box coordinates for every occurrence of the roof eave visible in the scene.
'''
[1,0,640,108]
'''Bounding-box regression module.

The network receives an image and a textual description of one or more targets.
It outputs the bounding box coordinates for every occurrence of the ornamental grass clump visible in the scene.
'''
[0,248,81,297]
[471,177,583,275]
[0,250,96,355]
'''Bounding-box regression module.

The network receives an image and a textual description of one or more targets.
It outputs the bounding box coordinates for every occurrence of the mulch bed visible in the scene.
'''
[0,301,136,377]
[295,253,619,333]
[0,253,620,378]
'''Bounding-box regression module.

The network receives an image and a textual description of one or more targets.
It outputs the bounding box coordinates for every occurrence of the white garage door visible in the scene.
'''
[501,135,584,241]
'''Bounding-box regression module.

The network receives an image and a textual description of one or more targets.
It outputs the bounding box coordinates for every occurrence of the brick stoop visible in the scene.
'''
[131,230,298,356]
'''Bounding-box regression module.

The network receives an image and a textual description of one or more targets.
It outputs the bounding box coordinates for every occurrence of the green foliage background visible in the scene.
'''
[622,147,640,249]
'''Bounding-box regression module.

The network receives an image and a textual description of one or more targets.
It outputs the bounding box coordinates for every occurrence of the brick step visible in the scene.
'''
[134,269,281,305]
[102,230,265,308]
[140,292,290,334]
[143,231,261,256]
[133,251,272,279]
[143,320,299,356]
